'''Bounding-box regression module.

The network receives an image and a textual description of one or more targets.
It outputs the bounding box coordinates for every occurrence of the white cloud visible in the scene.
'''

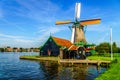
[15,39,34,43]
[86,24,110,32]
[15,0,60,23]
[36,26,67,43]
[0,0,119,48]
[0,33,40,47]
[0,26,66,47]
[0,33,23,39]
[97,32,109,43]
[38,26,65,34]
[0,18,26,32]
[11,0,76,24]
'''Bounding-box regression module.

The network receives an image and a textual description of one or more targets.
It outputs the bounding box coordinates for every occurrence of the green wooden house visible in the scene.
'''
[40,36,86,59]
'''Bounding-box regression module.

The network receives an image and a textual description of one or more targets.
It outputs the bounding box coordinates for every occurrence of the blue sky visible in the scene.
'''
[0,0,120,48]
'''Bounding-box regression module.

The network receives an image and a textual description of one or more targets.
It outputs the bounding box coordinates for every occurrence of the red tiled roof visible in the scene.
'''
[52,36,78,50]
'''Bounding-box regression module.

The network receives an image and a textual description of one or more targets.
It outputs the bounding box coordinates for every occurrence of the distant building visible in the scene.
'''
[40,36,86,59]
[6,47,13,52]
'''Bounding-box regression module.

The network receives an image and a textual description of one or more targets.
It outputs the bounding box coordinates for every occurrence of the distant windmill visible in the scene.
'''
[55,3,101,44]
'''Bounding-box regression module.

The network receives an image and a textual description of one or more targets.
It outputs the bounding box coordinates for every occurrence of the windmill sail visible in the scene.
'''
[75,3,81,20]
[55,21,72,25]
[80,19,101,25]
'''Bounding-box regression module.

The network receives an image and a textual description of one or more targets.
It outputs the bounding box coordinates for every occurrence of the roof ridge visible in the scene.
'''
[68,45,74,50]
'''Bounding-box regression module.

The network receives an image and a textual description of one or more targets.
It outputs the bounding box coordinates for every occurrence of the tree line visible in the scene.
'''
[0,46,39,52]
[95,42,120,54]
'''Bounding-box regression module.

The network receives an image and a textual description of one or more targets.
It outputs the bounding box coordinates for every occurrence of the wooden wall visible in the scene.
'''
[40,38,60,56]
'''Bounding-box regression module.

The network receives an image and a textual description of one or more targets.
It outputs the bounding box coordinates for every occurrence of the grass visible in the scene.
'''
[95,59,120,80]
[20,55,58,61]
[20,56,37,60]
[87,56,111,61]
[37,56,58,61]
[87,53,120,61]
[93,53,120,80]
[86,53,120,80]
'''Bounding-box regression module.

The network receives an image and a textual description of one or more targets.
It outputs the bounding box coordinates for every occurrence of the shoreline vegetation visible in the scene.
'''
[89,53,120,80]
[20,53,119,61]
[95,53,120,80]
[19,55,112,62]
[95,60,119,80]
[0,47,39,52]
[20,56,58,62]
[20,53,120,80]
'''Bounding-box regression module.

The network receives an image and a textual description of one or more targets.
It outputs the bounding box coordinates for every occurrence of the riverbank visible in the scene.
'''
[20,56,58,62]
[20,55,112,61]
[95,57,120,80]
[20,55,111,66]
[92,53,120,80]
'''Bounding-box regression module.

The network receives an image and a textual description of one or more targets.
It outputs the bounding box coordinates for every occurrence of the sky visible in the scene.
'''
[0,0,120,48]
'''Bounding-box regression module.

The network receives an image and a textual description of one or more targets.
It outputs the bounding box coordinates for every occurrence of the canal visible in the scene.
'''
[0,52,107,80]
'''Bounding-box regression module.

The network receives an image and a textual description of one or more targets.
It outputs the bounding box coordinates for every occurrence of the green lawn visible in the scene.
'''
[87,56,111,61]
[87,53,120,61]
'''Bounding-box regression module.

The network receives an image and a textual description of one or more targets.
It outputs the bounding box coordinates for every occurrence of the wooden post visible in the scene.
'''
[86,59,88,66]
[110,28,113,60]
[58,48,64,65]
[97,61,101,67]
[60,48,63,59]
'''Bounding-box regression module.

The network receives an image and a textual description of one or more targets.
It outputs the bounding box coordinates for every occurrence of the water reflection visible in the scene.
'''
[39,61,59,80]
[58,65,87,80]
[38,61,106,80]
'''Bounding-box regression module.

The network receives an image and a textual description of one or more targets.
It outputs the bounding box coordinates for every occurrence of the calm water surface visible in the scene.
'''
[0,52,107,80]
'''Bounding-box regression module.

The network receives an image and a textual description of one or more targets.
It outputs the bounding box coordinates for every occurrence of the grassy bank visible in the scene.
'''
[95,59,120,80]
[20,53,117,62]
[20,56,58,62]
[93,53,120,80]
[20,55,112,62]
[87,56,111,61]
[87,53,120,61]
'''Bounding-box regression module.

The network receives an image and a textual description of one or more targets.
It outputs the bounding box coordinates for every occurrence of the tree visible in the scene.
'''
[96,42,110,54]
[0,48,5,52]
[96,42,119,54]
[118,47,120,53]
[112,42,118,53]
[19,47,23,52]
[13,47,18,52]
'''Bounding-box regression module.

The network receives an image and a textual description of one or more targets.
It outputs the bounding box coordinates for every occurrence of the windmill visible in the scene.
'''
[55,3,101,44]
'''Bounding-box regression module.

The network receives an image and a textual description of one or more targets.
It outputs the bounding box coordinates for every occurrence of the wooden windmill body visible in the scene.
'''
[71,24,86,43]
